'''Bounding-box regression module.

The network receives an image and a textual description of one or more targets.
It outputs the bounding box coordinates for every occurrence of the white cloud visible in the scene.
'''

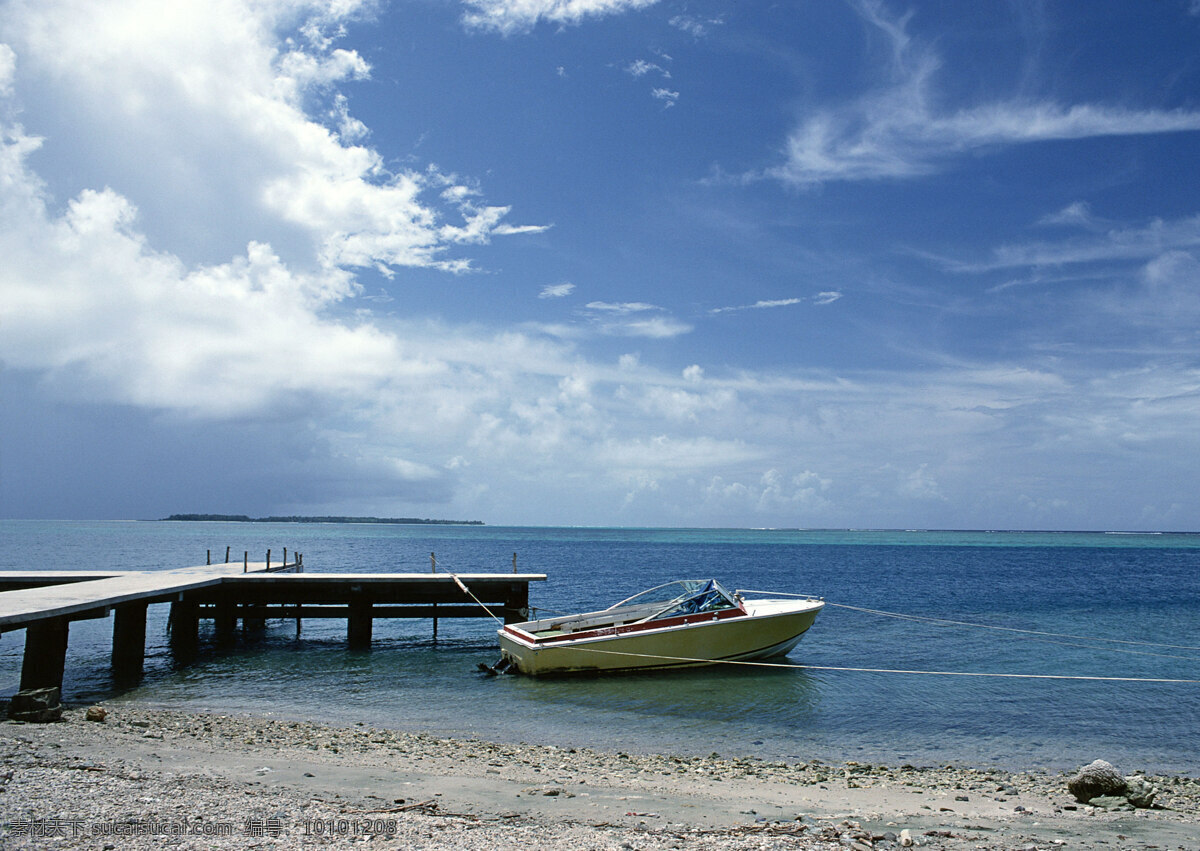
[626,59,669,79]
[462,0,660,35]
[610,316,693,338]
[1,0,544,277]
[768,0,1200,186]
[710,297,802,314]
[585,300,660,314]
[651,87,679,107]
[951,213,1200,274]
[540,281,575,298]
[0,0,549,416]
[0,43,14,97]
[669,14,723,38]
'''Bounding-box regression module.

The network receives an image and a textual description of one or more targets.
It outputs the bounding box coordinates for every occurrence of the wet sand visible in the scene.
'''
[2,705,1197,849]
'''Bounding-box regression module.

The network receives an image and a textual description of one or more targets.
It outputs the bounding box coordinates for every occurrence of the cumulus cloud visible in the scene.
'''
[462,0,660,35]
[0,0,547,416]
[768,0,1200,186]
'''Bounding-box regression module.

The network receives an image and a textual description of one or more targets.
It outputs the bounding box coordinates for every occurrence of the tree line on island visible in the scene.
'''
[162,514,484,526]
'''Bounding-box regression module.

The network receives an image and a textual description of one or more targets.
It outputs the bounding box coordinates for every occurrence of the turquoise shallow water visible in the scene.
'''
[2,521,1199,772]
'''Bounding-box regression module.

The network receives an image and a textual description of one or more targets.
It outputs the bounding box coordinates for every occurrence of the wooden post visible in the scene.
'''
[504,582,530,625]
[348,594,372,648]
[430,552,438,638]
[207,550,211,565]
[283,547,287,568]
[169,599,199,658]
[243,551,248,573]
[20,617,70,691]
[513,552,517,573]
[112,602,148,681]
[215,598,237,640]
[266,549,271,571]
[225,546,231,563]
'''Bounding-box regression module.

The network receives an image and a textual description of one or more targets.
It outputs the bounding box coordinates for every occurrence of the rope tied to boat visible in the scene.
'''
[557,645,1200,684]
[735,592,1200,653]
[497,588,1200,682]
[427,557,506,625]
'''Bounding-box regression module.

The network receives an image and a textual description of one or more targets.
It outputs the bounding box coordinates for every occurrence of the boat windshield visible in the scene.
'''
[606,579,740,620]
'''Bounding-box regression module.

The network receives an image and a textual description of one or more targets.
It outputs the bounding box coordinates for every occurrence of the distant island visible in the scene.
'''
[162,514,484,526]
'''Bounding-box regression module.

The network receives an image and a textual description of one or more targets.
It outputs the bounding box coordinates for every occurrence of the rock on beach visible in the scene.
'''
[1067,759,1126,803]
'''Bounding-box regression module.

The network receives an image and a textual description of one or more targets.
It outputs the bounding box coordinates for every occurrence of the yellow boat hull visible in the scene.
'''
[498,599,822,676]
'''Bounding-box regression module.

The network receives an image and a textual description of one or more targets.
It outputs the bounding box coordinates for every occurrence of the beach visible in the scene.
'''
[3,706,1197,849]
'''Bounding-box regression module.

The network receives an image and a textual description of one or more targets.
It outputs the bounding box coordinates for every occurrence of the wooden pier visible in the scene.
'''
[0,559,545,697]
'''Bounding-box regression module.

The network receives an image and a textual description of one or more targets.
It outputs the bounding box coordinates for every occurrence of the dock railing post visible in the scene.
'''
[266,549,271,571]
[513,552,517,573]
[430,553,438,639]
[225,546,231,563]
[243,551,248,573]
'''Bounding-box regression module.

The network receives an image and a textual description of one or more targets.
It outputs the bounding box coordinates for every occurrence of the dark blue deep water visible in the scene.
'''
[2,521,1198,772]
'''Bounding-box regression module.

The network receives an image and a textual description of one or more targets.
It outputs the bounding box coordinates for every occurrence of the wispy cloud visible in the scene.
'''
[624,54,677,106]
[947,213,1200,273]
[710,293,841,314]
[580,301,691,337]
[767,0,1200,186]
[651,87,679,108]
[585,300,661,314]
[710,297,802,315]
[462,0,660,35]
[626,59,669,79]
[540,282,575,298]
[669,14,724,38]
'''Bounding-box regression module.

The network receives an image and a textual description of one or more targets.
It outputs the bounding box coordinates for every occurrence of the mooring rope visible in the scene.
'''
[429,558,506,625]
[561,645,1200,683]
[736,591,1200,653]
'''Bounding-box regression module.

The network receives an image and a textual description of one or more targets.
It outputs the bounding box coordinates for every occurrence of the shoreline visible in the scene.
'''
[3,705,1198,849]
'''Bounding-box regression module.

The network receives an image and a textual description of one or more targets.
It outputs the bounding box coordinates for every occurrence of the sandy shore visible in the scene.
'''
[2,705,1197,849]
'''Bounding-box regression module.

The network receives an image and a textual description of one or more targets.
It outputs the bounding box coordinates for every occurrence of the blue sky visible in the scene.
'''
[2,0,1200,530]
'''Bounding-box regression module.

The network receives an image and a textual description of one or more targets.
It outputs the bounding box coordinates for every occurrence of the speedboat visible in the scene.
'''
[495,579,823,676]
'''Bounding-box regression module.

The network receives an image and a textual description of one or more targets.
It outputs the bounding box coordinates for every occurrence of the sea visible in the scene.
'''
[2,520,1198,774]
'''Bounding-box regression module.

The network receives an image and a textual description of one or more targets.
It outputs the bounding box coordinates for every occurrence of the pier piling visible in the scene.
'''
[112,602,148,681]
[20,617,70,691]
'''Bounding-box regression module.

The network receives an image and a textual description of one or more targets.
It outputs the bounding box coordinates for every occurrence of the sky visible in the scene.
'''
[1,0,1200,530]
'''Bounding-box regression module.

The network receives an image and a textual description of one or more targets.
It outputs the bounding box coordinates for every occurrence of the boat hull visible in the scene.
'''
[498,598,823,676]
